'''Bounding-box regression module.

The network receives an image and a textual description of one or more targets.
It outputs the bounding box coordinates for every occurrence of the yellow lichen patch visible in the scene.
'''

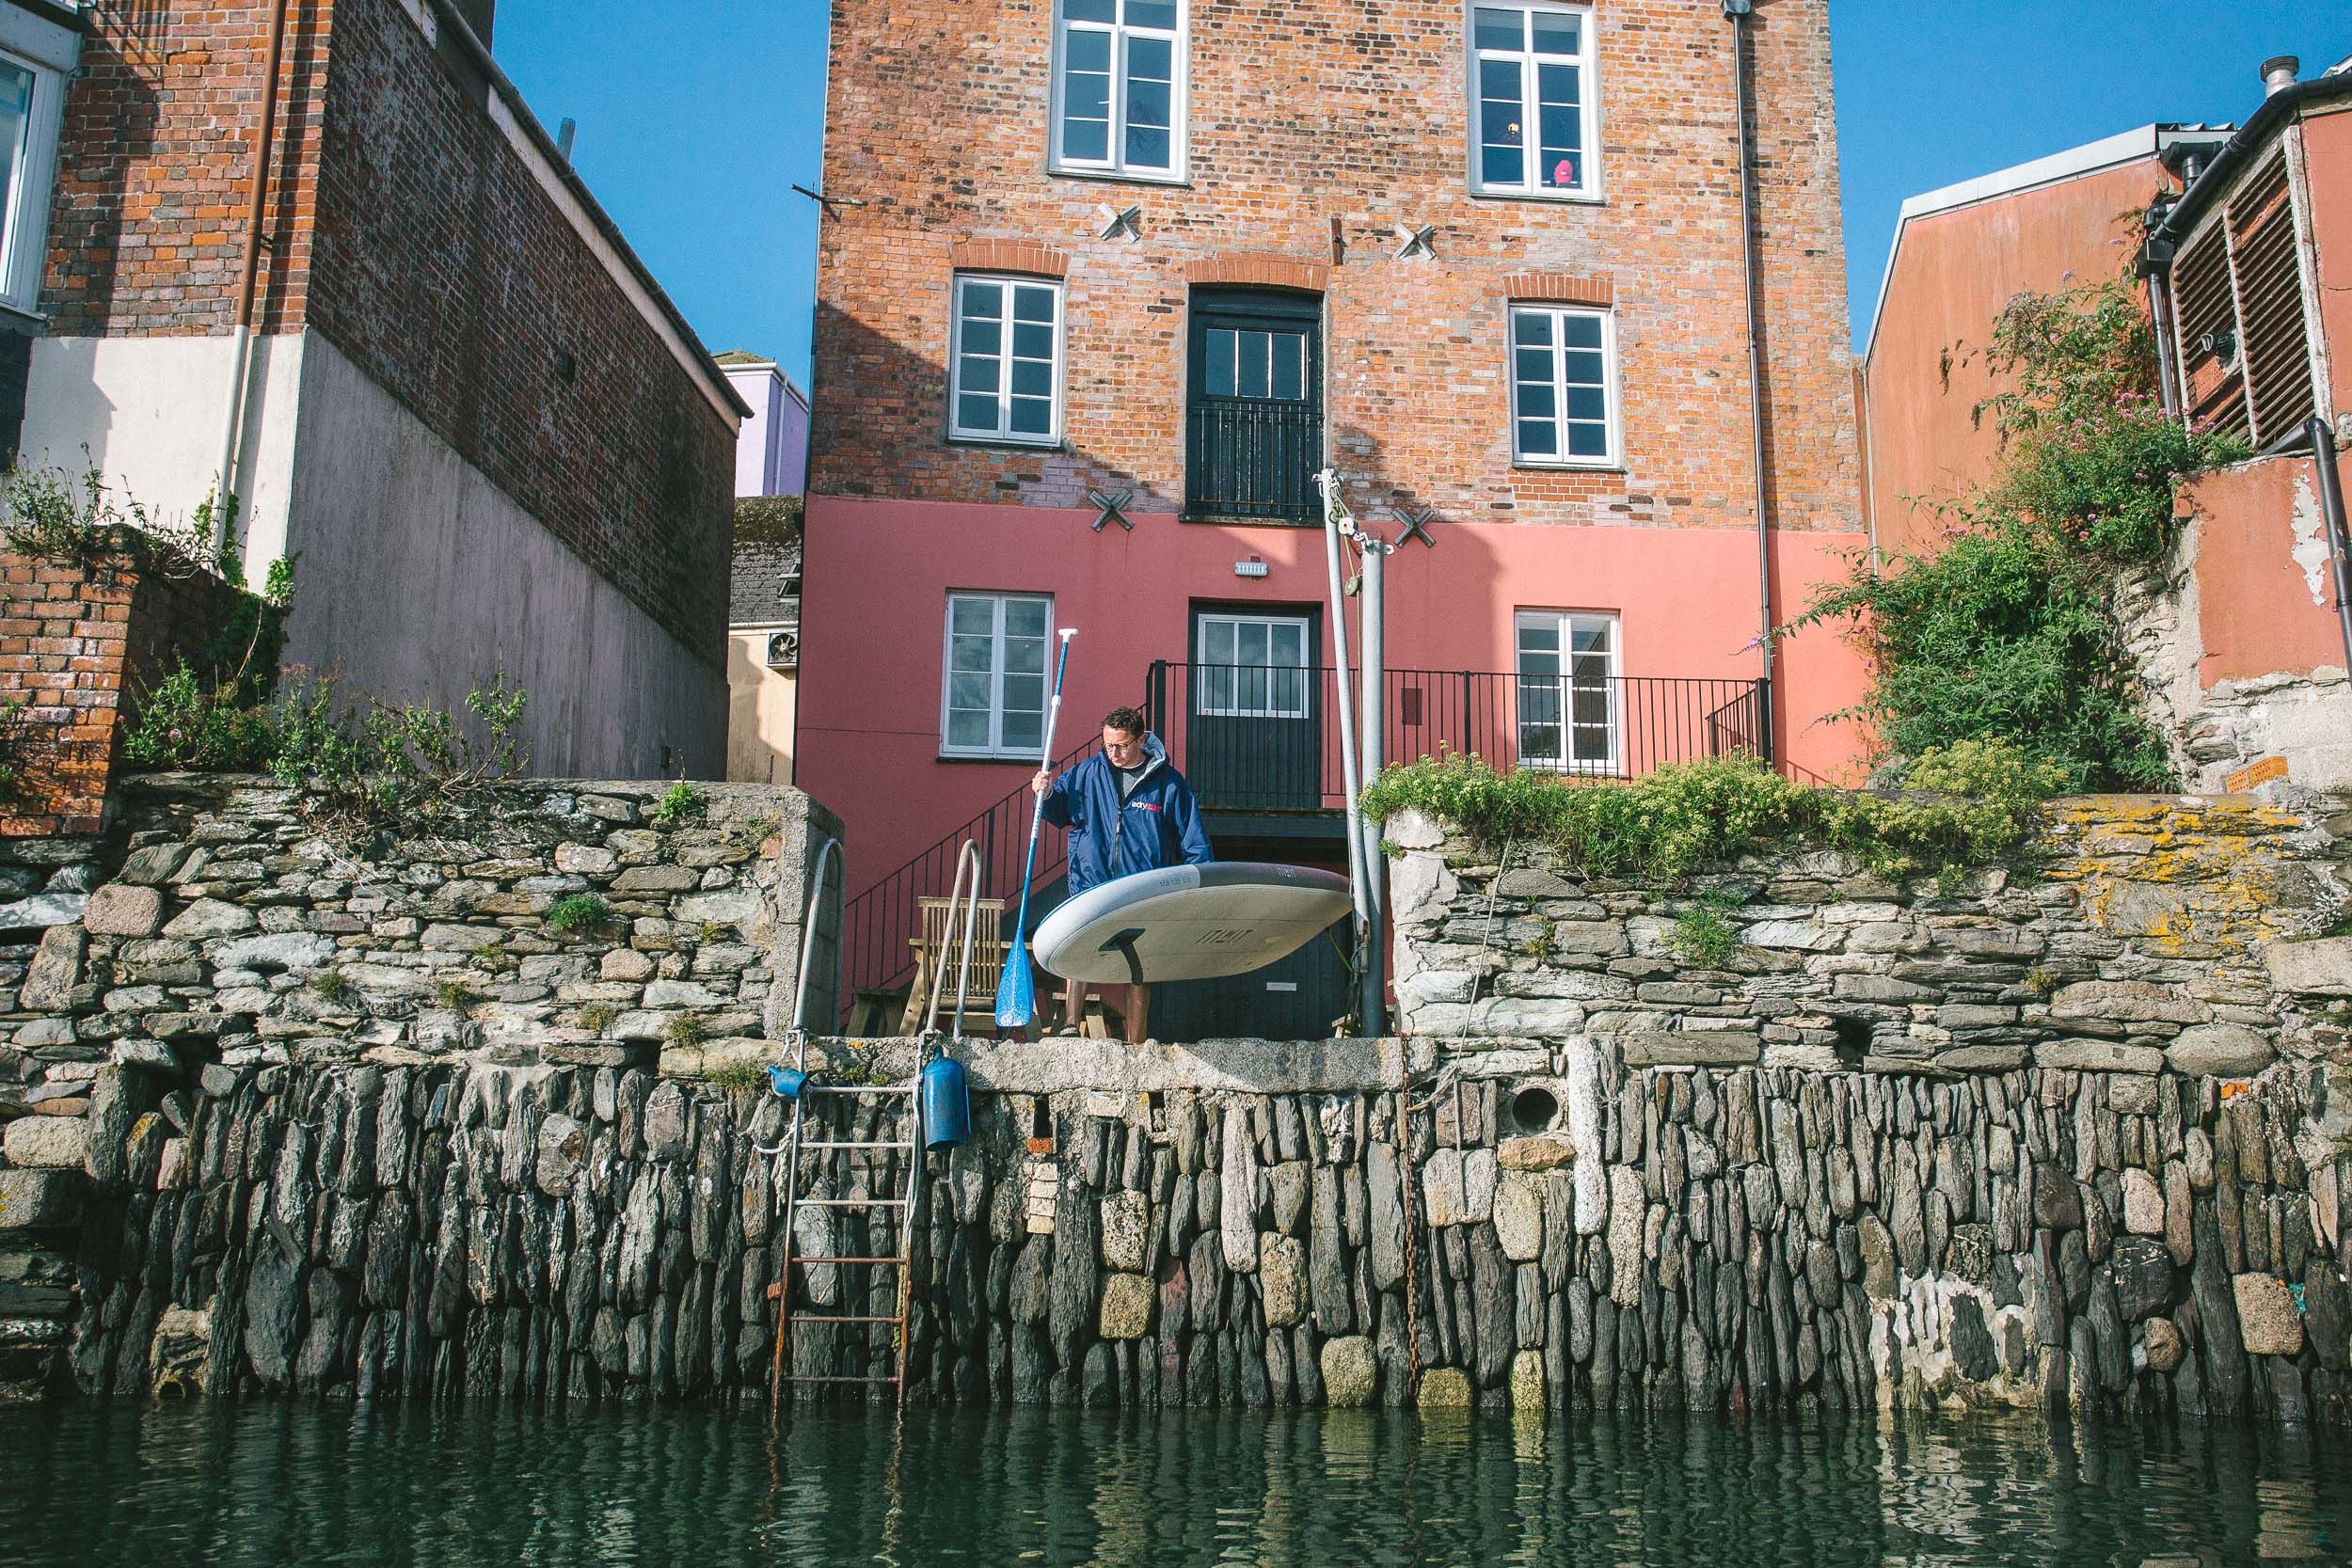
[2037,798,2318,958]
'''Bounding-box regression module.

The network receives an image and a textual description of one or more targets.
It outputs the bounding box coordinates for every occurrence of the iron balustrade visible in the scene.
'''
[1184,402,1323,523]
[837,733,1095,1006]
[1146,663,1778,811]
[844,667,1798,1008]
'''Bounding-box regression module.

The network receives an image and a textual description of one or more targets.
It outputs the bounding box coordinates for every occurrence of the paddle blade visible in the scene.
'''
[994,943,1037,1029]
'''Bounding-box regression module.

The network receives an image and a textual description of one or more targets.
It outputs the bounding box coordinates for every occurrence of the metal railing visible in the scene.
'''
[1184,402,1323,523]
[844,666,1791,1005]
[838,733,1094,1004]
[1146,664,1775,811]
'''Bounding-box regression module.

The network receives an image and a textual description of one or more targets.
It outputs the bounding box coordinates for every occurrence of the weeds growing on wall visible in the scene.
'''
[1,464,240,580]
[0,698,26,804]
[1360,740,2068,882]
[546,893,612,938]
[1782,280,2246,790]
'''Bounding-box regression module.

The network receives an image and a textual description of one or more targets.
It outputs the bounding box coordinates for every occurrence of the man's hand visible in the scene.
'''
[1031,768,1051,798]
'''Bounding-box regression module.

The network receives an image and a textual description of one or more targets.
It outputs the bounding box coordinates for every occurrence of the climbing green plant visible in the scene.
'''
[1782,279,2246,790]
[1361,742,2063,883]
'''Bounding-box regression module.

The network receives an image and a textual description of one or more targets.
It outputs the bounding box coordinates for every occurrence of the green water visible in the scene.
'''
[0,1402,2344,1566]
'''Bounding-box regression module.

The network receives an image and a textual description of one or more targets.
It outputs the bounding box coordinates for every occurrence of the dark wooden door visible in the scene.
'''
[1185,289,1323,523]
[1151,915,1352,1041]
[1184,610,1320,810]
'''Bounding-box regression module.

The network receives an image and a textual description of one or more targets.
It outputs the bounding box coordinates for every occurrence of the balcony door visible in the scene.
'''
[1185,289,1323,524]
[1186,609,1321,809]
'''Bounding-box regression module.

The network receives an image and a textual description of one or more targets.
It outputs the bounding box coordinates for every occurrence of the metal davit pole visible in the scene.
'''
[1318,469,1375,1037]
[1357,540,1389,1038]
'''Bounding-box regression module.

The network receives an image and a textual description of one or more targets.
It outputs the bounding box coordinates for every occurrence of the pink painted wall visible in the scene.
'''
[2181,451,2350,688]
[798,497,1872,895]
[1863,157,2169,561]
[2302,109,2352,421]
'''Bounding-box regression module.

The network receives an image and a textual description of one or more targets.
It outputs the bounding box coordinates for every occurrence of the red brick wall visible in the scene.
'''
[809,0,1860,534]
[0,537,258,837]
[40,0,733,668]
[303,0,733,663]
[43,0,331,337]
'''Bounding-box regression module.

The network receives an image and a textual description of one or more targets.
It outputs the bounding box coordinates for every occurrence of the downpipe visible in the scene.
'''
[1725,0,1776,761]
[2308,417,2352,683]
[215,0,294,566]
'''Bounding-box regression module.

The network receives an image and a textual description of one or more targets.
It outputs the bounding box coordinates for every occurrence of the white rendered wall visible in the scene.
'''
[280,334,726,778]
[18,333,305,582]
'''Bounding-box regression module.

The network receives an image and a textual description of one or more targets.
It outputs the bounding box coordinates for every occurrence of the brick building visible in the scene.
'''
[2,0,743,777]
[1861,52,2352,795]
[799,0,1873,1031]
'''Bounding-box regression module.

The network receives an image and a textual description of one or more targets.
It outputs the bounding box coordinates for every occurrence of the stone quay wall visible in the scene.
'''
[19,1036,2352,1429]
[0,773,843,1390]
[6,784,2352,1427]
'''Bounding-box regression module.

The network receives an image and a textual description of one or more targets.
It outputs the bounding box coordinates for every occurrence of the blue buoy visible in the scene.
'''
[765,1065,815,1101]
[921,1055,970,1150]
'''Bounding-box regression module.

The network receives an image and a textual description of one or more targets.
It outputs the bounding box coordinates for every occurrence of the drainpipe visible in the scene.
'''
[1724,0,1775,761]
[214,0,294,566]
[2309,417,2352,682]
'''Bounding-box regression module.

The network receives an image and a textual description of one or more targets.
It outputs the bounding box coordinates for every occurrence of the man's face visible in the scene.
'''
[1104,727,1145,768]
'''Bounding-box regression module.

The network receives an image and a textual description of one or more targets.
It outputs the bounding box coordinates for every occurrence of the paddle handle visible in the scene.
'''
[1012,631,1077,932]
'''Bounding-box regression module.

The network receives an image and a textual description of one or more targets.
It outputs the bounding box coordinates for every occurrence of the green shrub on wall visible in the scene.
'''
[1782,280,2246,790]
[1361,740,2065,882]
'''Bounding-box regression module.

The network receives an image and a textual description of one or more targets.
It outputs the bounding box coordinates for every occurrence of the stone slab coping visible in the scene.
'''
[662,1035,1430,1095]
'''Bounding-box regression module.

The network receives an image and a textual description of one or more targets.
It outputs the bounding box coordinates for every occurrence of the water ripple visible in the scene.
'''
[0,1402,2345,1567]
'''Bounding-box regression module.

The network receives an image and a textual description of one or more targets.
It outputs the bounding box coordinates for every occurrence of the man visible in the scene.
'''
[1031,706,1214,1042]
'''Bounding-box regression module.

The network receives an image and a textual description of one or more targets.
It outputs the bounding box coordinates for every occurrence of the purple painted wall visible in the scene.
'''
[721,358,809,497]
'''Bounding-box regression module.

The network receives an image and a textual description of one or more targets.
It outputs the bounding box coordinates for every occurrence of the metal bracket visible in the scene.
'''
[1095,203,1143,243]
[1392,223,1436,261]
[1089,487,1135,532]
[1394,505,1437,547]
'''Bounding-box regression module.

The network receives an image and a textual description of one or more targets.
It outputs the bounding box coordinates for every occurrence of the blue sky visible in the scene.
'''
[493,1,2346,391]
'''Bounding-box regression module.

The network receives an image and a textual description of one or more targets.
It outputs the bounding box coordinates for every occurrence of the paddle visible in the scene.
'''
[995,629,1076,1030]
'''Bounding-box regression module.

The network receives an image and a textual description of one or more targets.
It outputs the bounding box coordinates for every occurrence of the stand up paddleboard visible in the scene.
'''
[1030,863,1353,984]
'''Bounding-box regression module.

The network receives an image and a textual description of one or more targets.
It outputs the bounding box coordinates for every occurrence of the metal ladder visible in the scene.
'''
[766,842,986,1416]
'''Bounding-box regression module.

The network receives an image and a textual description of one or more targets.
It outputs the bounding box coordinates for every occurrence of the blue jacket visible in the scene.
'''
[1040,732,1214,896]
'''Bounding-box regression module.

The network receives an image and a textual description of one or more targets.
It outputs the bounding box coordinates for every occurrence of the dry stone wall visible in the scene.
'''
[1388,795,2352,1079]
[0,773,841,1391]
[6,784,2352,1427]
[19,1038,2352,1429]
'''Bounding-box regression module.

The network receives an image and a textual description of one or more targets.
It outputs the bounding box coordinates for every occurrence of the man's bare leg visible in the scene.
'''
[1061,977,1085,1034]
[1124,984,1151,1044]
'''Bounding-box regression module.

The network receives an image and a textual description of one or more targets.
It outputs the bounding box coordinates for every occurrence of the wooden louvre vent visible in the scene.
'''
[2169,148,2320,448]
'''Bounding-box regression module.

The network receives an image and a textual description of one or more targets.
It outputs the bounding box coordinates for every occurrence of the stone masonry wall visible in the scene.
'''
[7,787,2352,1425]
[15,1038,2352,1430]
[1389,796,2352,1079]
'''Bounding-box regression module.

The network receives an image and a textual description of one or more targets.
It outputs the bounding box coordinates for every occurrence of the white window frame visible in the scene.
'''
[946,274,1067,447]
[1048,0,1188,183]
[1193,611,1312,719]
[1466,0,1601,202]
[1515,609,1620,774]
[0,39,70,320]
[940,592,1057,760]
[1507,303,1621,468]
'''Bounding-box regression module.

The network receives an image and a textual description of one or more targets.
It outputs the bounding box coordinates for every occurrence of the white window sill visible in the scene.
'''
[1048,165,1190,189]
[947,433,1065,451]
[1512,459,1625,473]
[1470,187,1606,206]
[937,750,1048,765]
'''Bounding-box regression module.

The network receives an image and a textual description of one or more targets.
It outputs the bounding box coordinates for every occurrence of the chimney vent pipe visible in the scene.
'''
[2263,55,2300,97]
